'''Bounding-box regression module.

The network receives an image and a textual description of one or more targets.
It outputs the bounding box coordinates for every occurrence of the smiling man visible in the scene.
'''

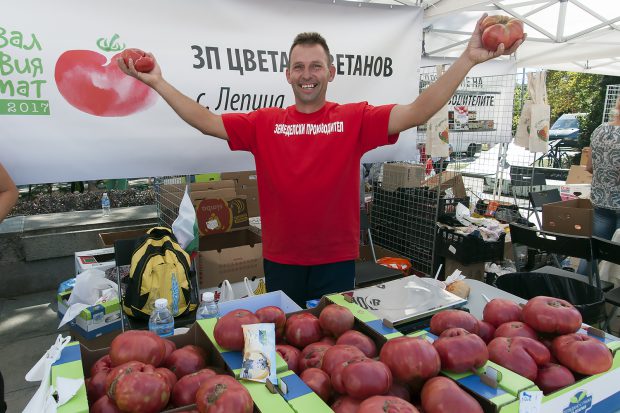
[118,15,524,307]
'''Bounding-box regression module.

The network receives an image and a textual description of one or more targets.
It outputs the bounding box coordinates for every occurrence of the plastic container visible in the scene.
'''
[101,192,111,216]
[148,298,174,337]
[196,291,219,320]
[495,272,605,326]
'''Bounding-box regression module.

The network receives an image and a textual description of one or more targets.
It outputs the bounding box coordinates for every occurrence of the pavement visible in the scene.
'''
[1,289,69,412]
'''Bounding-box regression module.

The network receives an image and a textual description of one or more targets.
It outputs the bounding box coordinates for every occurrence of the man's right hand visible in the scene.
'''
[117,52,162,88]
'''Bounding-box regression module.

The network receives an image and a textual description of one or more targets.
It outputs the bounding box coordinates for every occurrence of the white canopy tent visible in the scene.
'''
[350,0,620,77]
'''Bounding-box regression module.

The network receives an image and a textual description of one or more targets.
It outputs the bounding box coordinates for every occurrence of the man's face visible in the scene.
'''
[286,44,335,112]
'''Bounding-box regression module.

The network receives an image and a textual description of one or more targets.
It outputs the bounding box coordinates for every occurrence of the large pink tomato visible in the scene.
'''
[359,396,419,413]
[195,374,253,413]
[256,305,287,341]
[379,336,440,389]
[488,336,550,381]
[522,296,582,335]
[433,328,488,373]
[482,298,522,328]
[285,313,323,349]
[430,310,479,335]
[108,330,166,367]
[214,309,260,351]
[319,304,355,338]
[114,371,170,413]
[480,15,524,51]
[55,49,157,116]
[552,333,613,376]
[421,377,483,413]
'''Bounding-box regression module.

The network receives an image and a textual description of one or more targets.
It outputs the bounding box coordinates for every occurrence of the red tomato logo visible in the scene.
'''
[54,35,157,117]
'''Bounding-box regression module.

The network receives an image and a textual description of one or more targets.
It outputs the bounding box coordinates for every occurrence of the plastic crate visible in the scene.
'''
[435,226,505,264]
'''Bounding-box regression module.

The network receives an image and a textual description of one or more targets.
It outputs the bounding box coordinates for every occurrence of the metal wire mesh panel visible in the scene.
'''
[604,84,620,123]
[369,67,547,276]
[154,175,191,228]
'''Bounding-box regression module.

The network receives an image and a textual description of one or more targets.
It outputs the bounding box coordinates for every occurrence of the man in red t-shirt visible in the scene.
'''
[119,15,524,306]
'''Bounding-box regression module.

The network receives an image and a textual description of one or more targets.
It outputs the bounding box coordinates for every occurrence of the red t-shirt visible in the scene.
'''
[222,101,398,265]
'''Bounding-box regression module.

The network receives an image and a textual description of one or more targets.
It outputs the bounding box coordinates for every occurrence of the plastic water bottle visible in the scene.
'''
[196,291,219,320]
[101,192,111,216]
[149,298,174,337]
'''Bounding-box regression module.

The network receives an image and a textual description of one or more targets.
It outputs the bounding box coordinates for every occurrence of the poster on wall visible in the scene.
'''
[2,0,423,185]
[419,57,517,155]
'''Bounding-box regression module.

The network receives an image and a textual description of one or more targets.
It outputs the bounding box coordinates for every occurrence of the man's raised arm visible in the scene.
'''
[117,54,229,140]
[388,14,525,135]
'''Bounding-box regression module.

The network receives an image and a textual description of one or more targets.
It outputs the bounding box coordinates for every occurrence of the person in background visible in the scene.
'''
[0,163,18,222]
[586,97,620,239]
[0,162,18,413]
[118,15,524,307]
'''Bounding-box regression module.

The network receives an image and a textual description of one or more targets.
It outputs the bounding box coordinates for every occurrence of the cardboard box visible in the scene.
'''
[57,288,122,341]
[198,291,300,378]
[74,247,115,275]
[424,170,467,198]
[221,170,258,189]
[237,186,260,217]
[198,229,263,288]
[382,163,425,191]
[243,370,329,413]
[98,228,148,248]
[52,323,241,413]
[559,183,591,200]
[566,165,592,184]
[580,146,591,167]
[196,196,250,235]
[445,257,485,281]
[543,198,593,236]
[221,171,260,217]
[499,340,620,413]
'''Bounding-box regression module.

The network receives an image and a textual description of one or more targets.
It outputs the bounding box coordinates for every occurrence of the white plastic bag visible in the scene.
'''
[66,269,117,307]
[23,335,72,413]
[172,185,198,251]
[219,279,234,302]
[425,65,450,158]
[527,71,550,153]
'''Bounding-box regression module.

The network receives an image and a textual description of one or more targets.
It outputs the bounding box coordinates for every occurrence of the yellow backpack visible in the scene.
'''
[123,227,197,319]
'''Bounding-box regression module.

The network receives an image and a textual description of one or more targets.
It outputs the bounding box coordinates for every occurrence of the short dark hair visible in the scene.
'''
[288,32,332,67]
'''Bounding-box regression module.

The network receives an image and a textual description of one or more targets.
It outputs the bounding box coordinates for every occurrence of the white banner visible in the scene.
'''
[2,0,423,185]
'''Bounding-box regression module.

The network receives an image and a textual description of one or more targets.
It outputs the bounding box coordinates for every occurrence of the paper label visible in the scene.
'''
[519,390,543,413]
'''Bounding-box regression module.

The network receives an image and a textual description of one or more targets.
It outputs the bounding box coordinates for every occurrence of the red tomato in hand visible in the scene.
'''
[285,313,323,349]
[121,48,155,73]
[522,296,582,335]
[552,333,613,375]
[480,15,524,51]
[319,304,355,338]
[195,374,253,413]
[214,309,260,350]
[55,50,157,116]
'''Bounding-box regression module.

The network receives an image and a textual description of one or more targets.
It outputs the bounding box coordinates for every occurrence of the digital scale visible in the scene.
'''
[348,276,468,334]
